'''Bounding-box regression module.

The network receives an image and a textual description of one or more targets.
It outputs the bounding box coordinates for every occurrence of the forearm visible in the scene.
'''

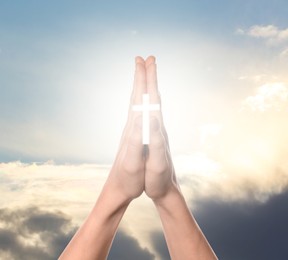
[154,186,217,260]
[59,176,131,260]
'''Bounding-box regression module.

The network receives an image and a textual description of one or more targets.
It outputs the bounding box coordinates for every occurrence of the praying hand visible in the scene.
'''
[59,56,217,260]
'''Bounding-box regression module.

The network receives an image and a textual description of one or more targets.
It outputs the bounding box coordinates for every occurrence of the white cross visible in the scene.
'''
[132,94,160,144]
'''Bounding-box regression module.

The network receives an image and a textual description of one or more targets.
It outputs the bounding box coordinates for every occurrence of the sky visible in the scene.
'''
[1,0,288,259]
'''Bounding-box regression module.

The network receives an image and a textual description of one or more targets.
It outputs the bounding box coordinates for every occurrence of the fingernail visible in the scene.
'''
[148,55,156,63]
[135,56,144,64]
[135,56,139,64]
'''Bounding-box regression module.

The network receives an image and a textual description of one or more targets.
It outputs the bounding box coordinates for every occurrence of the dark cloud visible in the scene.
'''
[0,207,76,260]
[0,206,156,259]
[150,231,170,260]
[192,190,288,260]
[24,211,70,233]
[0,227,55,260]
[147,190,288,260]
[108,230,155,260]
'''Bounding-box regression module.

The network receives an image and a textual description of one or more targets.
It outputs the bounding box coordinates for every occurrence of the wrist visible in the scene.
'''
[152,183,182,210]
[100,179,133,211]
[89,184,131,234]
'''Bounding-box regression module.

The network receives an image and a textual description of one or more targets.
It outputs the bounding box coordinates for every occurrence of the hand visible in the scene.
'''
[105,57,147,201]
[59,56,217,260]
[104,56,178,202]
[143,56,178,200]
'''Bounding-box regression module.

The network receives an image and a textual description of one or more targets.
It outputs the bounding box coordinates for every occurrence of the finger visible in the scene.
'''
[121,57,145,147]
[146,56,160,104]
[131,56,146,105]
[146,121,170,173]
[146,56,164,129]
[121,116,145,173]
[145,55,155,69]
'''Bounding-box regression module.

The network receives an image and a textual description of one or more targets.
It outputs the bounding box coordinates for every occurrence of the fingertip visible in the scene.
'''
[135,56,145,64]
[145,56,156,67]
[146,55,156,62]
[132,56,147,103]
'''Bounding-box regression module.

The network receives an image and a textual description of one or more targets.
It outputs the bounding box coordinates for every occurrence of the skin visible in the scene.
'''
[59,56,217,260]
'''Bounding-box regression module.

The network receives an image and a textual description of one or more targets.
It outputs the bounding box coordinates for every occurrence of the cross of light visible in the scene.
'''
[132,94,160,144]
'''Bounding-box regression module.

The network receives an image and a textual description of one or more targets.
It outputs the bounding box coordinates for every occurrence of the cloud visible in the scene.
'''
[0,207,77,260]
[0,161,109,217]
[174,81,288,205]
[108,230,155,260]
[241,82,288,112]
[237,24,288,46]
[280,47,288,57]
[0,206,156,260]
[0,162,161,258]
[1,142,288,259]
[248,25,279,38]
[150,232,170,260]
[193,190,288,260]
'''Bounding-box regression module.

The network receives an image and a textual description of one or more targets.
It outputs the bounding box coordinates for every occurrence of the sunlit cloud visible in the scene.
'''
[241,82,288,112]
[0,162,110,222]
[174,147,288,204]
[0,162,163,258]
[171,81,288,205]
[174,153,221,182]
[1,139,288,258]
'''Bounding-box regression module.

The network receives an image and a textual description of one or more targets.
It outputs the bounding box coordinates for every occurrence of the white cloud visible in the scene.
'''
[241,82,288,112]
[237,24,288,45]
[0,162,110,222]
[248,25,279,38]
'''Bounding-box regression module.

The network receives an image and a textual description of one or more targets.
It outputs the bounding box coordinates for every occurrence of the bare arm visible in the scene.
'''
[59,56,217,259]
[154,187,217,260]
[58,183,130,259]
[144,56,217,260]
[59,57,147,260]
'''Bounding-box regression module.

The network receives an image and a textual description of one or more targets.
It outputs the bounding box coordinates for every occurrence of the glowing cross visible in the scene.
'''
[132,94,160,144]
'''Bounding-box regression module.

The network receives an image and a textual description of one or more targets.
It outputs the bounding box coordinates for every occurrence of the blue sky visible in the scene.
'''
[2,0,288,163]
[1,1,288,259]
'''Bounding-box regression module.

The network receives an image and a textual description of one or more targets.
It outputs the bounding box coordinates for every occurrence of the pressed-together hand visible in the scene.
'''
[59,56,217,260]
[106,56,177,202]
